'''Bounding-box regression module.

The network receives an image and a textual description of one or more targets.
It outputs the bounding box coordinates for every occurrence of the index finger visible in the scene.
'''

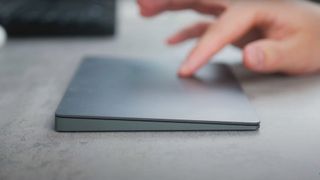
[178,6,259,77]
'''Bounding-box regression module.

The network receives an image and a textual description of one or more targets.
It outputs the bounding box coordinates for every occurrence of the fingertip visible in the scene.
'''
[137,0,164,17]
[166,36,179,45]
[178,65,194,77]
[166,39,176,45]
[166,36,175,43]
[139,9,156,17]
[137,0,142,6]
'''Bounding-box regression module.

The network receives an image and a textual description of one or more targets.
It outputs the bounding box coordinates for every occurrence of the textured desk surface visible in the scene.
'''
[1,1,320,180]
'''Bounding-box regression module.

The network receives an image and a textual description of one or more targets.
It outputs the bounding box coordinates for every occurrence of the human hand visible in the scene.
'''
[137,0,320,77]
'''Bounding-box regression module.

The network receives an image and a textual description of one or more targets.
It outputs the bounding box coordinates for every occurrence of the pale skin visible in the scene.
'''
[137,0,320,77]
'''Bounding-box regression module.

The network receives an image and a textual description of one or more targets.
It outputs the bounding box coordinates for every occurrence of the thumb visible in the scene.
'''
[243,40,285,73]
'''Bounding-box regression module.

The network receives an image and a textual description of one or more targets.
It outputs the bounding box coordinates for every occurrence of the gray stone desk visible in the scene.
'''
[1,1,320,180]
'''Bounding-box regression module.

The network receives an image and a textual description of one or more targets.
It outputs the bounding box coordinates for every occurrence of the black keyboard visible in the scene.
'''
[0,0,116,36]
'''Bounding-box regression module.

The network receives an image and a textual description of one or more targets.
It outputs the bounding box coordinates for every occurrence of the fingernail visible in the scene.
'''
[246,46,265,70]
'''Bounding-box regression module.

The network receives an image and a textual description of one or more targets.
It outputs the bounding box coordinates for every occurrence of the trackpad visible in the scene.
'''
[55,57,260,131]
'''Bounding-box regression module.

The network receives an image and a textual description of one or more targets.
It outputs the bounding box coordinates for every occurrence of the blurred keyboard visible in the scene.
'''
[0,0,116,36]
